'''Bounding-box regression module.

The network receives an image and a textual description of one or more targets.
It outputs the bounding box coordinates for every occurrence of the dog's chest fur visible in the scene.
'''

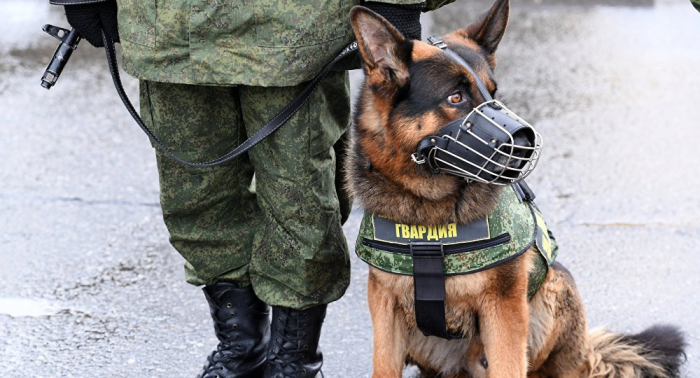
[371,267,489,375]
[346,142,504,226]
[371,267,487,335]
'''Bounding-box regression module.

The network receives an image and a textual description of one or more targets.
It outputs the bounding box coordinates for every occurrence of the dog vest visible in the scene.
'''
[355,182,558,339]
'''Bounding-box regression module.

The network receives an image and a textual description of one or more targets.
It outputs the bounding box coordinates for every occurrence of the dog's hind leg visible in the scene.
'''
[368,271,409,378]
[527,264,589,377]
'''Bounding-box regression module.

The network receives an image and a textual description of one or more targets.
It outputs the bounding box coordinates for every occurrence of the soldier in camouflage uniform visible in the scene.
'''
[50,0,452,377]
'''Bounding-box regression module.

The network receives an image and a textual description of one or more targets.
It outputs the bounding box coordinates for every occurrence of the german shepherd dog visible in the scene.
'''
[346,1,686,377]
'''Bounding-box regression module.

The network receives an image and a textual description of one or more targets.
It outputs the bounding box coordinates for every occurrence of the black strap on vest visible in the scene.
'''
[101,30,358,168]
[410,181,534,339]
[513,181,536,202]
[411,242,456,339]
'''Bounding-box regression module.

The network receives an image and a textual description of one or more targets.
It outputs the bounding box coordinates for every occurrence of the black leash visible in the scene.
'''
[101,30,358,168]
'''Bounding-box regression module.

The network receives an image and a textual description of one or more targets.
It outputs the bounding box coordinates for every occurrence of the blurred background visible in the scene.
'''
[1,0,699,377]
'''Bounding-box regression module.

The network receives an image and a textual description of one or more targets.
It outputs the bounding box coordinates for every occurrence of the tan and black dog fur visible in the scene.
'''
[346,1,686,377]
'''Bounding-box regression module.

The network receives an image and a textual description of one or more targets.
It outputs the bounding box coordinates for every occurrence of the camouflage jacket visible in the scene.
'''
[693,0,700,13]
[117,0,454,86]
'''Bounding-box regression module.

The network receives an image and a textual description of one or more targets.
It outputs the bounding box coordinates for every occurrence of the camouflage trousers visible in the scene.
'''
[139,71,352,309]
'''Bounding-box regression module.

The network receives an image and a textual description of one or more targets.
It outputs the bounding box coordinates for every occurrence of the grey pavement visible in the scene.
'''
[1,0,699,377]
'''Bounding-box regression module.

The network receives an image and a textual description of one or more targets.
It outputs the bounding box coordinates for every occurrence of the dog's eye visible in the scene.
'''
[447,91,464,104]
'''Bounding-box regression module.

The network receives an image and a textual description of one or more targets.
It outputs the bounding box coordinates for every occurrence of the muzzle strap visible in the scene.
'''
[427,36,493,102]
[413,135,448,172]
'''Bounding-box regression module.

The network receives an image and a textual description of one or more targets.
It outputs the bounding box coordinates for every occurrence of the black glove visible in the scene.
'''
[53,0,119,48]
[362,1,426,40]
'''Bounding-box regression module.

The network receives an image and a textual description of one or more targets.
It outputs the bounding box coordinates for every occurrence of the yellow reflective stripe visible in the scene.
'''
[534,211,553,260]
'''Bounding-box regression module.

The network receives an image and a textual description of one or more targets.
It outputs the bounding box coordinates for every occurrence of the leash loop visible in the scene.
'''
[101,30,358,168]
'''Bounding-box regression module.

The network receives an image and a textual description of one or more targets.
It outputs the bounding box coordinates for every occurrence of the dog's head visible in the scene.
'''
[349,0,512,211]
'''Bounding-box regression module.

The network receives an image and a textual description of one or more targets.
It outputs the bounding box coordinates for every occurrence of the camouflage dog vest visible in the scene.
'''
[355,183,558,338]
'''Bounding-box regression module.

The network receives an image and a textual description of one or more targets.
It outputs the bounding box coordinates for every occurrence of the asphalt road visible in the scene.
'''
[1,1,699,377]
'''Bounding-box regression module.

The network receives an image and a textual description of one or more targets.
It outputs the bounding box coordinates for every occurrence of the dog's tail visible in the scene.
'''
[585,325,686,378]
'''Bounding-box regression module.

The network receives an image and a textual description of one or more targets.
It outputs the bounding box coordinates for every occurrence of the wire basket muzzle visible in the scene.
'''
[415,101,543,185]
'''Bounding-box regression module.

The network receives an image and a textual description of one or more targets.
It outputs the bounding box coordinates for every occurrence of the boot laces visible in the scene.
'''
[200,302,247,377]
[200,343,243,377]
[270,312,310,370]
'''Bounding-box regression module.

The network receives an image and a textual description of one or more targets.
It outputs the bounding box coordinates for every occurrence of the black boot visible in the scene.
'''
[196,282,271,378]
[263,305,327,378]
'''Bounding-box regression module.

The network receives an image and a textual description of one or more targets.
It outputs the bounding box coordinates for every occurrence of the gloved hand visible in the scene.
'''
[54,0,119,47]
[362,1,426,40]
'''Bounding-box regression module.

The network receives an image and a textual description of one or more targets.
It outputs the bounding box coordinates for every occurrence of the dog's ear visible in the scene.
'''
[465,0,510,57]
[350,6,411,94]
